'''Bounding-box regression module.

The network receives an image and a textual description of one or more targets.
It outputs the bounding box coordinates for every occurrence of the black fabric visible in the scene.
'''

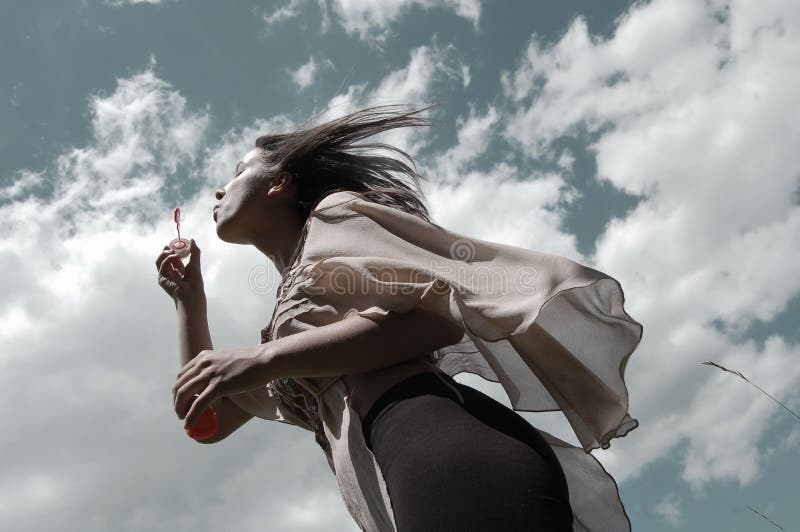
[362,371,575,531]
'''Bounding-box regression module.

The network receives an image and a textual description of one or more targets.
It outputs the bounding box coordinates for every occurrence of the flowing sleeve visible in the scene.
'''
[275,190,644,452]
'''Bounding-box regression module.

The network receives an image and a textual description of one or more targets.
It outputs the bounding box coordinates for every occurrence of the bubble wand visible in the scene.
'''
[168,207,191,259]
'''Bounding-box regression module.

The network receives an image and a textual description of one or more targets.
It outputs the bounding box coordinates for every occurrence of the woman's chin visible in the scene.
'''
[215,225,248,245]
[214,221,231,242]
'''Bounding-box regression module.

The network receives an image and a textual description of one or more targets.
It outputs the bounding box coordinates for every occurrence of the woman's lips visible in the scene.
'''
[212,206,219,221]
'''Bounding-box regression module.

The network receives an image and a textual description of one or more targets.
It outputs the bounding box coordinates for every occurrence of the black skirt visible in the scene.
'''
[362,371,575,532]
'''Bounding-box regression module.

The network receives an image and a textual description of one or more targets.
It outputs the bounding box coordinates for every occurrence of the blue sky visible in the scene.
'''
[1,1,799,531]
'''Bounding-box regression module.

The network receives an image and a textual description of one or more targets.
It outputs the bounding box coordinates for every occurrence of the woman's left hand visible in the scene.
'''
[173,346,273,429]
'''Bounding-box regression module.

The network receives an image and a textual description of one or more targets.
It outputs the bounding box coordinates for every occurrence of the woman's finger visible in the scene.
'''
[174,355,206,406]
[158,263,178,287]
[174,372,204,419]
[155,249,172,270]
[171,256,186,276]
[176,352,202,382]
[176,374,213,423]
[173,364,194,405]
[184,386,216,430]
[158,253,183,281]
[182,241,201,276]
[156,248,187,274]
[157,250,179,273]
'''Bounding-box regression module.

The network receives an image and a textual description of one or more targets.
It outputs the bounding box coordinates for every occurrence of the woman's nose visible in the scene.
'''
[215,188,225,201]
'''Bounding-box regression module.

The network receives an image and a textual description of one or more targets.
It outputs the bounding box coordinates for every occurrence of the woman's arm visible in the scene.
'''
[174,306,463,429]
[261,307,464,380]
[175,298,212,367]
[175,299,254,443]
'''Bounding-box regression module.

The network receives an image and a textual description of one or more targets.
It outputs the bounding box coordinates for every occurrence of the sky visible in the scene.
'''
[1,0,799,531]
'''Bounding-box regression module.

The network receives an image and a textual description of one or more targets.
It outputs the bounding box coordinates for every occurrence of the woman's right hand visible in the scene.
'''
[156,239,205,306]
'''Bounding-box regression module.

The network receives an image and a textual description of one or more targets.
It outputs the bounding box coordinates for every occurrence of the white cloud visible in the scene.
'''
[6,1,800,528]
[201,114,296,192]
[429,104,500,181]
[102,0,163,6]
[780,426,800,451]
[288,56,335,91]
[372,41,467,102]
[460,63,471,88]
[0,170,43,201]
[556,147,576,173]
[1,67,209,255]
[0,66,365,531]
[263,0,306,30]
[264,40,466,140]
[329,0,481,42]
[318,0,331,31]
[653,492,683,527]
[416,101,585,261]
[263,0,481,42]
[423,164,581,257]
[495,0,800,493]
[313,39,469,158]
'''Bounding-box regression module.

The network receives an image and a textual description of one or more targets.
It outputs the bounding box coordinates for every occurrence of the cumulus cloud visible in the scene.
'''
[6,0,800,528]
[494,0,800,492]
[262,0,306,30]
[328,0,481,42]
[374,41,468,101]
[200,113,299,197]
[0,66,362,531]
[424,164,582,257]
[0,170,43,201]
[413,102,583,289]
[429,104,500,179]
[102,0,164,6]
[287,55,335,91]
[1,68,209,254]
[262,0,481,42]
[653,492,684,527]
[315,39,470,159]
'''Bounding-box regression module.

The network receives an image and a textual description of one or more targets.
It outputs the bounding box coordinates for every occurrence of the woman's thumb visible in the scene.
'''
[189,239,201,264]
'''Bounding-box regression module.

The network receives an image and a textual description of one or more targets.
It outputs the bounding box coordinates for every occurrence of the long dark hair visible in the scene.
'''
[255,104,436,224]
[255,104,438,276]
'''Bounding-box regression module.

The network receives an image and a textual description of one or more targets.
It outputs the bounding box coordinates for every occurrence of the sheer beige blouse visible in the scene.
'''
[228,190,644,532]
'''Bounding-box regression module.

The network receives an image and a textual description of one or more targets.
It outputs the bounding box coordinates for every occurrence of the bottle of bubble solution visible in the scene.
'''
[169,207,219,441]
[168,207,191,261]
[186,393,219,442]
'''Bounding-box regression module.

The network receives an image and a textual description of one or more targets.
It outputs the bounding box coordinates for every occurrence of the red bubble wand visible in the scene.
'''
[168,207,191,259]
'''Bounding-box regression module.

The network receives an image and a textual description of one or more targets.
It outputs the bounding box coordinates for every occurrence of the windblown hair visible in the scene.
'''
[255,104,436,224]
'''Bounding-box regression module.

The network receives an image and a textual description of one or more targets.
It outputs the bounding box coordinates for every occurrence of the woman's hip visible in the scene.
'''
[362,371,574,530]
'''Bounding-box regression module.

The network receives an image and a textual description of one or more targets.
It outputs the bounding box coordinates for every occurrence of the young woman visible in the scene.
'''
[157,105,644,531]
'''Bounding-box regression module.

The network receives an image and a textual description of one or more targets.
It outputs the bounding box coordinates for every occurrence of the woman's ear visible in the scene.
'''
[267,170,294,197]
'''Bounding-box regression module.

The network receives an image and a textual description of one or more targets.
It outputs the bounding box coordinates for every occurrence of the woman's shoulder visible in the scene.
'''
[313,190,362,212]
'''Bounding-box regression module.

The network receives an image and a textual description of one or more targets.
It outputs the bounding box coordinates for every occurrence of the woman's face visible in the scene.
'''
[213,148,283,244]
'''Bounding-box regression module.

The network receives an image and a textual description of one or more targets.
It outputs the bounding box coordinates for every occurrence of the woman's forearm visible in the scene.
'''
[175,298,213,368]
[174,299,256,440]
[260,308,464,380]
